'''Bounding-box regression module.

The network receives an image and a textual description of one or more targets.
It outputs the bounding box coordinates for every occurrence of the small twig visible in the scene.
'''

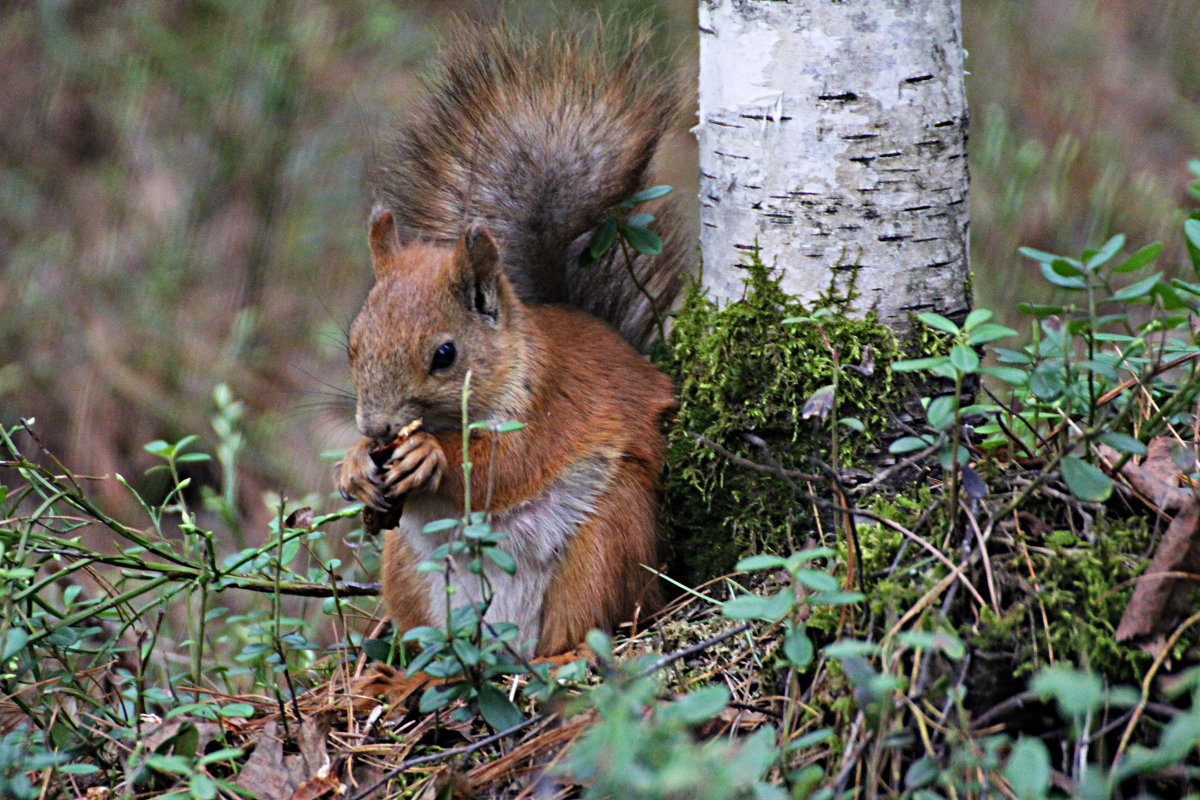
[831,711,867,797]
[807,456,866,597]
[980,384,1048,457]
[616,231,668,346]
[852,434,944,493]
[1114,607,1200,761]
[970,690,1035,731]
[634,623,752,680]
[686,433,819,482]
[963,499,1000,615]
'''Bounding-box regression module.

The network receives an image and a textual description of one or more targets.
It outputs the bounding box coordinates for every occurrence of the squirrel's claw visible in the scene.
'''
[383,432,446,498]
[336,438,392,512]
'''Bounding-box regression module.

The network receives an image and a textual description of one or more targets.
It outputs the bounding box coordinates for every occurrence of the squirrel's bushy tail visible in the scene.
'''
[372,22,688,349]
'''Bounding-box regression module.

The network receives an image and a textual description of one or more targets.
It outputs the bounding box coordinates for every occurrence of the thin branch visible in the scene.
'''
[686,433,819,482]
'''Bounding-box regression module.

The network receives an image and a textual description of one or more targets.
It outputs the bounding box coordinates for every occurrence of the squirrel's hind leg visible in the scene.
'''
[536,477,663,656]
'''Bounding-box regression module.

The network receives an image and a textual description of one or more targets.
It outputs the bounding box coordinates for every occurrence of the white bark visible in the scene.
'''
[698,0,970,332]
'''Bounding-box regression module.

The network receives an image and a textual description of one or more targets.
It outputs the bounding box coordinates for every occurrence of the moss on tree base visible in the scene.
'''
[660,259,902,584]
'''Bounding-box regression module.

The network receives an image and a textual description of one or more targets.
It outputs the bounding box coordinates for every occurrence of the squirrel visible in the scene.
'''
[335,24,688,657]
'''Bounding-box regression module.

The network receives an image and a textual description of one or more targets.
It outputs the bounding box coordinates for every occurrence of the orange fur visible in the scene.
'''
[334,24,685,655]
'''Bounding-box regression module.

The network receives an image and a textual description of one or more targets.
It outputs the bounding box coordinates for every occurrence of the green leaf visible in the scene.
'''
[621,224,663,255]
[806,590,864,606]
[1003,737,1051,800]
[145,754,192,776]
[905,756,939,790]
[794,569,839,593]
[217,702,255,718]
[948,344,979,373]
[627,184,673,204]
[1112,241,1162,274]
[451,638,481,667]
[722,594,773,620]
[587,216,618,260]
[1084,233,1125,270]
[1018,246,1060,264]
[1152,282,1190,310]
[58,763,101,776]
[484,547,517,575]
[1061,456,1113,503]
[722,588,793,622]
[1096,432,1147,456]
[889,436,933,455]
[1185,218,1200,278]
[421,518,459,535]
[838,417,866,432]
[418,682,467,713]
[979,365,1028,385]
[891,356,950,372]
[585,630,614,662]
[1109,272,1161,302]
[821,639,878,659]
[965,323,1018,346]
[1,628,29,662]
[463,523,491,539]
[1028,367,1064,400]
[897,630,964,660]
[199,748,244,766]
[962,308,993,330]
[190,774,218,800]
[1040,260,1087,289]
[659,684,730,726]
[917,312,960,335]
[926,395,956,431]
[782,625,814,668]
[626,212,654,228]
[361,638,394,663]
[785,547,834,569]
[993,347,1033,364]
[1030,665,1105,717]
[736,554,787,572]
[1051,257,1086,277]
[784,727,833,752]
[477,683,524,731]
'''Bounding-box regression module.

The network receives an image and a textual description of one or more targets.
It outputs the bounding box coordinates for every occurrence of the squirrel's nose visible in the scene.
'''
[357,415,395,444]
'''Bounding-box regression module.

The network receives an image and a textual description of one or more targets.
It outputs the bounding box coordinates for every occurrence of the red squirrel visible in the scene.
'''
[335,25,687,656]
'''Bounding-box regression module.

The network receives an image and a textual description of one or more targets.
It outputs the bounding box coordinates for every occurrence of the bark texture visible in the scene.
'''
[698,0,970,331]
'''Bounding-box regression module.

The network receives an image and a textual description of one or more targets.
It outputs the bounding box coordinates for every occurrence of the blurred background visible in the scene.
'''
[3,0,1199,532]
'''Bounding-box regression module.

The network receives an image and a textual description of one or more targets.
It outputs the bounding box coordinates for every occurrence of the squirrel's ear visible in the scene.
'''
[455,223,505,324]
[368,205,400,277]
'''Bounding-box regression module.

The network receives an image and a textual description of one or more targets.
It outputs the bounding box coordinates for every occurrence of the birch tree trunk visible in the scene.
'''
[698,0,970,332]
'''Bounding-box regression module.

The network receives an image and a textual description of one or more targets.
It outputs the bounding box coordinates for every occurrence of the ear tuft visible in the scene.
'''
[463,222,500,278]
[456,223,504,323]
[368,205,399,277]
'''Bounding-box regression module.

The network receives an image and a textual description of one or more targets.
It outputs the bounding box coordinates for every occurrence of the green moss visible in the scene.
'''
[660,257,903,583]
[976,516,1160,684]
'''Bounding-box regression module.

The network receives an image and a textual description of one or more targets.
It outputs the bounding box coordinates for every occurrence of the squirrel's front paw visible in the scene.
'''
[382,432,447,498]
[335,438,389,512]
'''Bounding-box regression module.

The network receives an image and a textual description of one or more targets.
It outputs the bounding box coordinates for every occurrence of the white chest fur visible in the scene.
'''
[398,456,611,651]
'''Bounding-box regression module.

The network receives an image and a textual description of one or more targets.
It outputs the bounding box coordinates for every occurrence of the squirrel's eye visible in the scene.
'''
[430,341,457,374]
